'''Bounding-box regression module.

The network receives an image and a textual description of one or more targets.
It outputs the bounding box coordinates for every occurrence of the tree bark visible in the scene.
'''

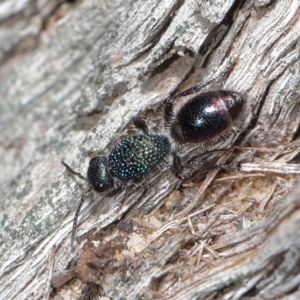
[0,0,299,299]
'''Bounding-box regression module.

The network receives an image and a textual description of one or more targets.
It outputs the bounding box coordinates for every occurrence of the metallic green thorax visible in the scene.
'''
[108,134,170,181]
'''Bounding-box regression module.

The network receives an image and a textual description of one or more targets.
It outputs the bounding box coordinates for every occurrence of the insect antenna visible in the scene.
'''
[61,160,87,181]
[71,188,92,248]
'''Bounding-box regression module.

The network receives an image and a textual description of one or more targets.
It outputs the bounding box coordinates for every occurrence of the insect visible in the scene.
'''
[63,83,245,247]
[62,117,184,247]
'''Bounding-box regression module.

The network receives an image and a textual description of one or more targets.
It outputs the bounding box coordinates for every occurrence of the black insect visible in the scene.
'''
[62,117,184,247]
[63,82,245,247]
[164,89,245,144]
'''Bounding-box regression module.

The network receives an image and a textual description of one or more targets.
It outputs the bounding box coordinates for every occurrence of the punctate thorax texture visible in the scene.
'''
[108,134,170,180]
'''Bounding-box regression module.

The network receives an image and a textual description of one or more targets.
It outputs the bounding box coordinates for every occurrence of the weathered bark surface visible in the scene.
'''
[0,0,299,299]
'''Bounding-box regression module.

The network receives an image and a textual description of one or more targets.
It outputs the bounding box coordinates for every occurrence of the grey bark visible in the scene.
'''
[0,0,299,299]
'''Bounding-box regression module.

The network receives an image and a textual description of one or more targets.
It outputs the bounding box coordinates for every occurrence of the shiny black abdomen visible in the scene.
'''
[170,91,244,143]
